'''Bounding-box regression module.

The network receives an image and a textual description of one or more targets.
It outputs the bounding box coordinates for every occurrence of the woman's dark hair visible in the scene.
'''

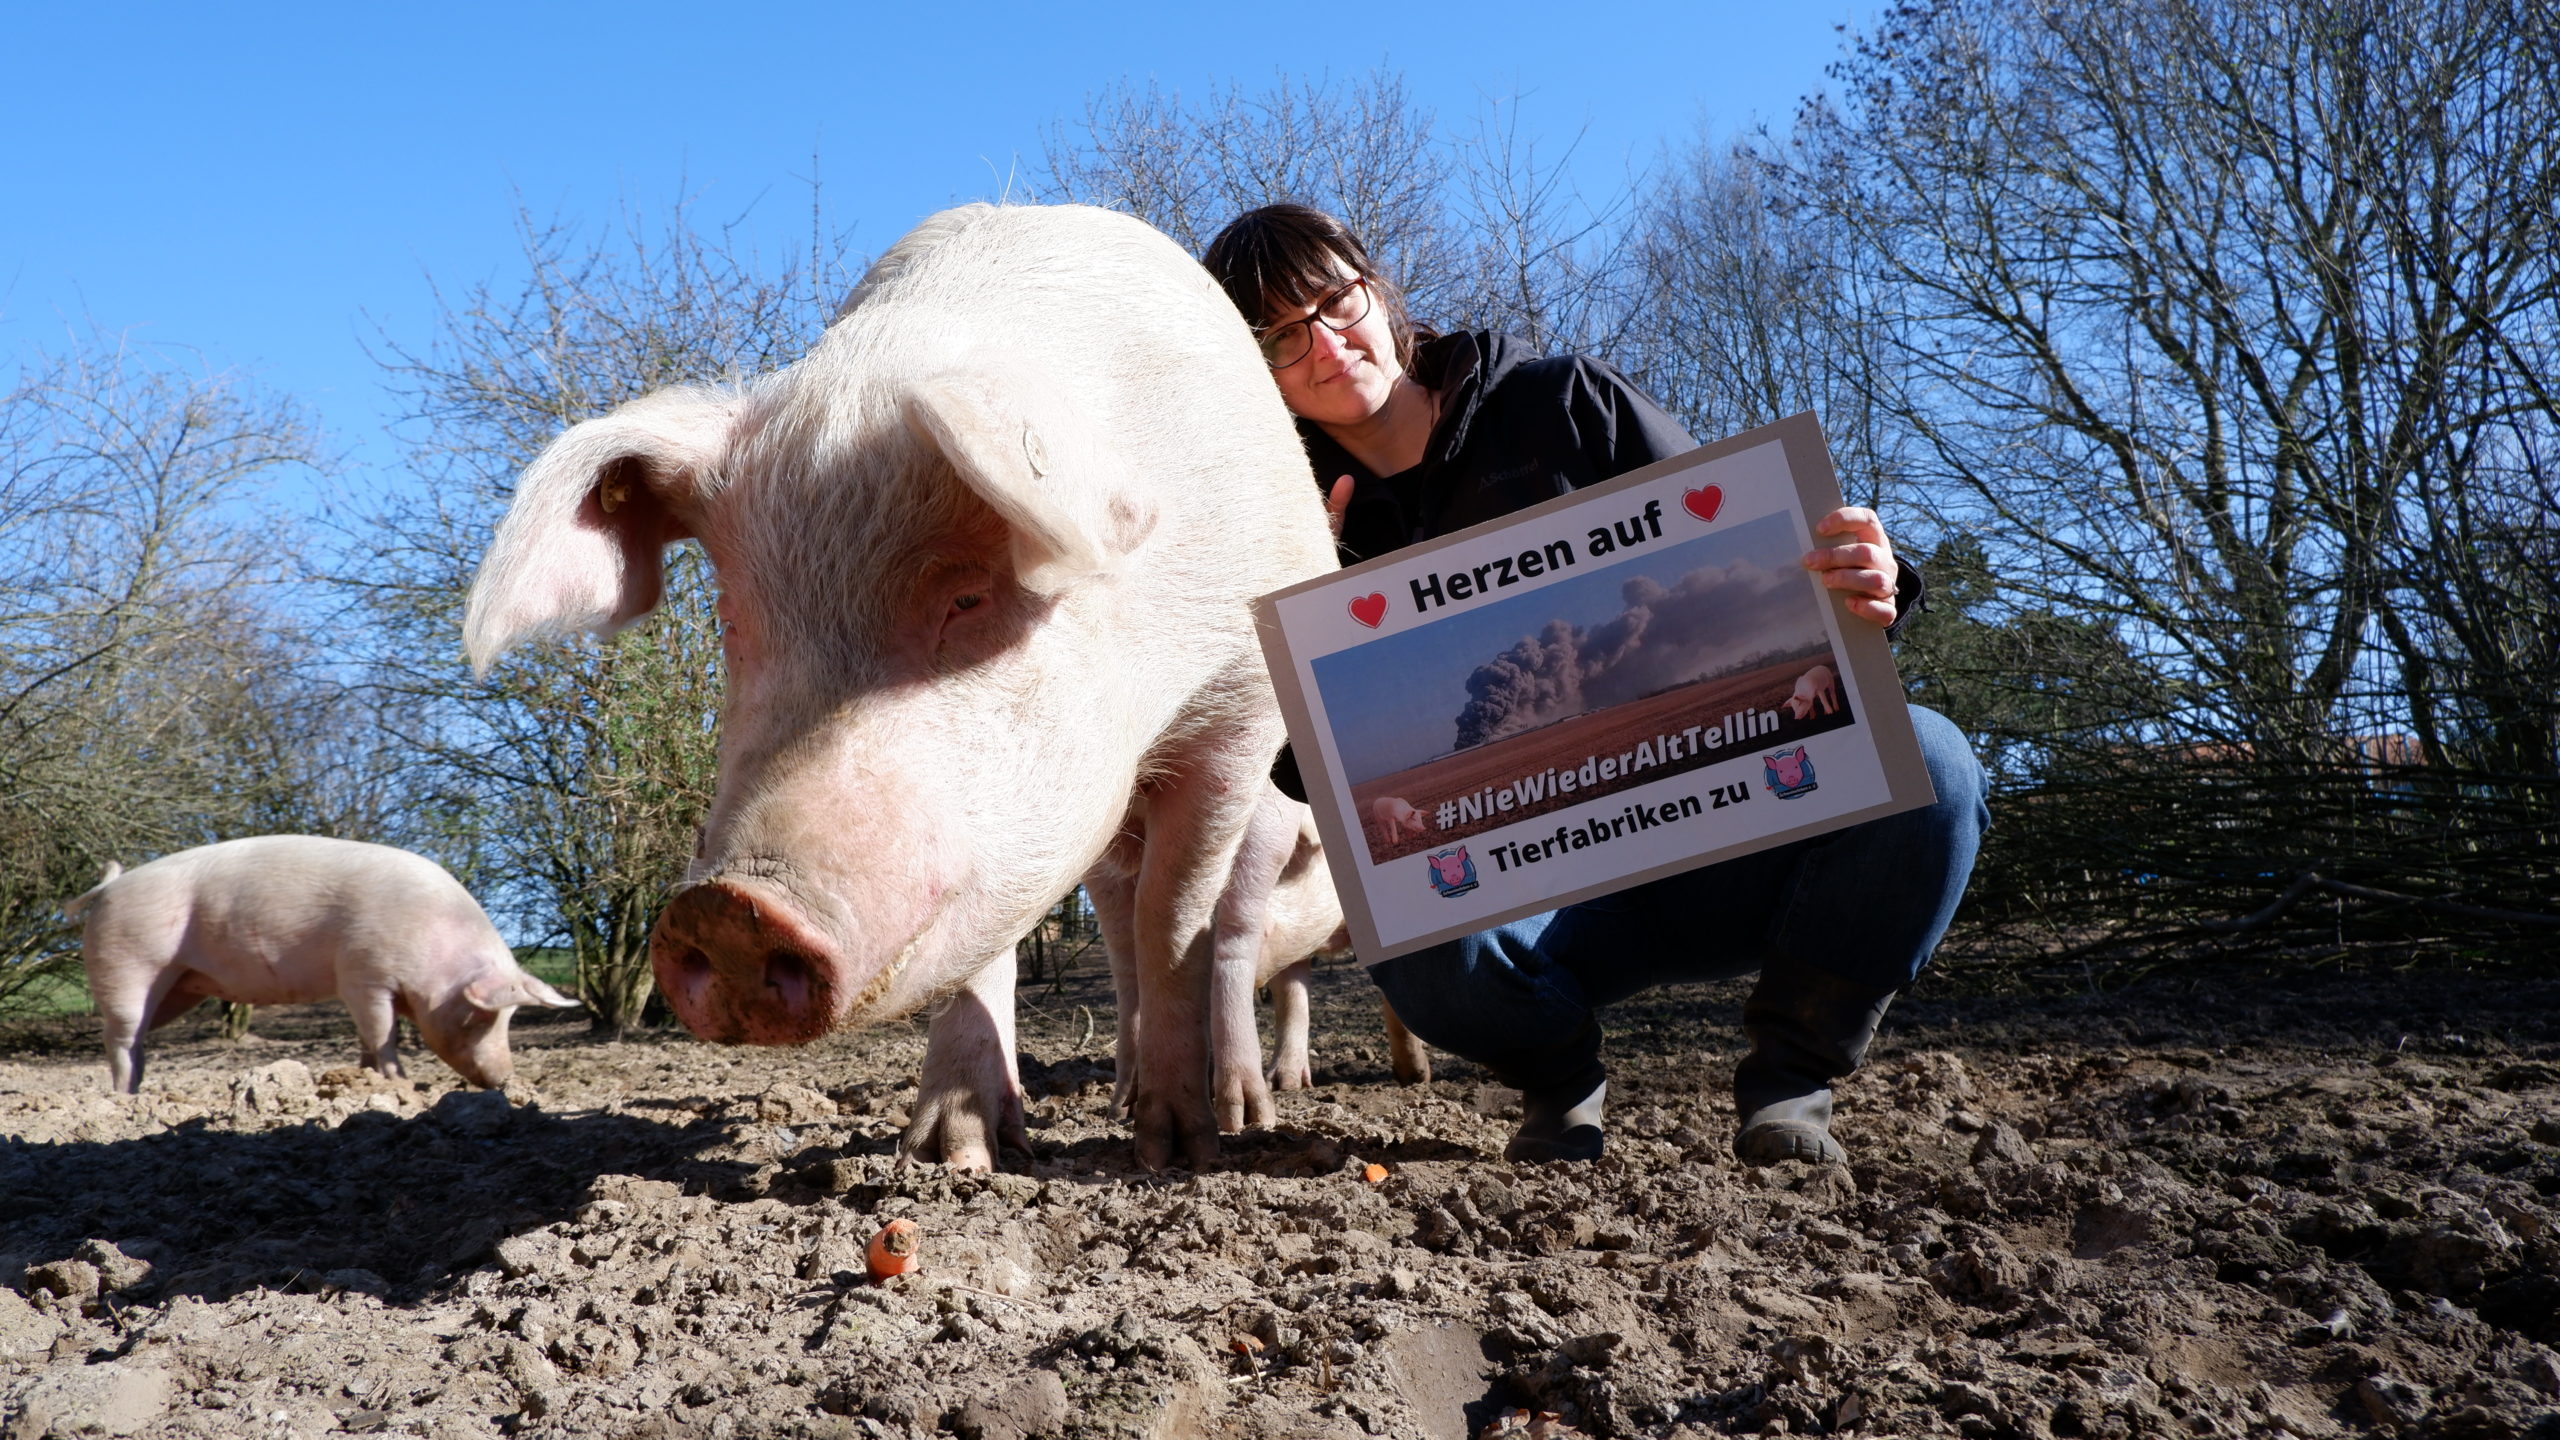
[1201,204,1418,370]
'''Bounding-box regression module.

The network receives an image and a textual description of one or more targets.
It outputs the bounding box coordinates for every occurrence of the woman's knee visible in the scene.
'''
[1909,705,1991,842]
[1365,944,1455,1032]
[1365,918,1590,1064]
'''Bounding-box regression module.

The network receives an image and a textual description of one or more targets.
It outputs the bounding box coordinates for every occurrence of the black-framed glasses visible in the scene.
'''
[1255,278,1373,369]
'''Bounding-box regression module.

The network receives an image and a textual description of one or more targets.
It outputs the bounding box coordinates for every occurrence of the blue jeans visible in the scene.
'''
[1368,706,1989,1091]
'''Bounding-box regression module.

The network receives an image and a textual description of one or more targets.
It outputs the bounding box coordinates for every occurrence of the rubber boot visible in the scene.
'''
[1732,966,1897,1165]
[1499,1022,1608,1163]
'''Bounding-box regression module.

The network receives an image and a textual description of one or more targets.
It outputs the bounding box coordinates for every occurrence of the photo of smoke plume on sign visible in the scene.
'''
[1311,512,1858,866]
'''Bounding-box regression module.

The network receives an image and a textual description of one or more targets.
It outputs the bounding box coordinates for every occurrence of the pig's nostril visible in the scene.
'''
[763,949,814,1013]
[659,943,715,1014]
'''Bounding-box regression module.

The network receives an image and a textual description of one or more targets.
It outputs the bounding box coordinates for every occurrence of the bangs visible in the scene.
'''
[1203,205,1363,326]
[1245,250,1353,328]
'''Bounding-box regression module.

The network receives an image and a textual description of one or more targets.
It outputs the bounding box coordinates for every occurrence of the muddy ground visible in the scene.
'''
[4,957,2558,1440]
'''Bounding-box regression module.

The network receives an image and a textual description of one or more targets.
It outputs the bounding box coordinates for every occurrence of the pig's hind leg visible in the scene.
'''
[99,971,213,1093]
[1211,790,1301,1131]
[1384,999,1433,1084]
[1086,868,1142,1120]
[92,978,159,1094]
[903,956,1030,1173]
[1267,959,1313,1091]
[1129,738,1279,1169]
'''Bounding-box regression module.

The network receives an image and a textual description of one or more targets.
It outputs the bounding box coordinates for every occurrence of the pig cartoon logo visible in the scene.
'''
[1763,746,1819,799]
[1424,847,1479,898]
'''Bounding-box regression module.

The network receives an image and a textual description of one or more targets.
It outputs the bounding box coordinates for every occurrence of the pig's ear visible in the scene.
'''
[462,970,580,1013]
[901,365,1144,595]
[464,385,740,676]
[520,976,580,1009]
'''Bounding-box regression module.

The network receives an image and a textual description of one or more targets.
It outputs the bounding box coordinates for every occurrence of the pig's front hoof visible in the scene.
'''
[902,1085,1030,1174]
[1132,1089,1220,1171]
[1214,1067,1277,1133]
[1267,1058,1313,1093]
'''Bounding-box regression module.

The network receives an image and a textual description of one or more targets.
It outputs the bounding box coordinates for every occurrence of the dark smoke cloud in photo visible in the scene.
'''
[1310,512,1827,784]
[1451,554,1822,750]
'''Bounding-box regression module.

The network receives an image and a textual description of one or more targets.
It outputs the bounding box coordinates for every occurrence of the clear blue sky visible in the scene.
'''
[4,2,1871,494]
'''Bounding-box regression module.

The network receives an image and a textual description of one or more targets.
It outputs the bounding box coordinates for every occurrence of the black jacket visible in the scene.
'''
[1273,331,1923,800]
[1313,331,1701,563]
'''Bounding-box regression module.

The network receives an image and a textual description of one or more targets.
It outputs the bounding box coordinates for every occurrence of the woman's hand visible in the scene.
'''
[1325,475,1355,538]
[1803,506,1899,629]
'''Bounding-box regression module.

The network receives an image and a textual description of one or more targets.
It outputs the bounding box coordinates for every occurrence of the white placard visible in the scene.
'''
[1254,413,1938,961]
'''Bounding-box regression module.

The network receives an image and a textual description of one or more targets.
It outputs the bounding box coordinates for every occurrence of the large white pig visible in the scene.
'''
[60,836,577,1092]
[464,204,1338,1170]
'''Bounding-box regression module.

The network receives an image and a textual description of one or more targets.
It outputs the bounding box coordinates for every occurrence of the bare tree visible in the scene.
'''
[1443,95,1634,357]
[1777,0,2560,952]
[0,333,337,1011]
[1041,70,1633,346]
[1619,138,1902,494]
[341,194,857,1033]
[1041,70,1463,312]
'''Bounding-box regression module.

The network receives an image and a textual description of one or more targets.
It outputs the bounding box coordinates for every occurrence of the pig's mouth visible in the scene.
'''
[649,872,940,1046]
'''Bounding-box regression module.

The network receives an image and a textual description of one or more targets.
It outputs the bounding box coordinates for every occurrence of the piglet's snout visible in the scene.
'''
[651,880,839,1047]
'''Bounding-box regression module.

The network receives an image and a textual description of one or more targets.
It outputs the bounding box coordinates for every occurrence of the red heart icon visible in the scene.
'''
[1348,593,1388,628]
[1682,486,1724,523]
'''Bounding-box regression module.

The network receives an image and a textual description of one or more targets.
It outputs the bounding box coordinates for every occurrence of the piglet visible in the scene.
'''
[60,836,576,1093]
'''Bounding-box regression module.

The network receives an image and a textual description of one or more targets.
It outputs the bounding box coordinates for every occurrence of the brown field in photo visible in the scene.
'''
[1347,652,1854,864]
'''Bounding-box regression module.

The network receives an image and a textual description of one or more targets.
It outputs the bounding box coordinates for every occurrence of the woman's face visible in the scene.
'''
[1263,267,1404,429]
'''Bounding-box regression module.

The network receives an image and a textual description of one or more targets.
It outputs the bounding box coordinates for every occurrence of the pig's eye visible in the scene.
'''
[942,587,995,633]
[926,565,1001,655]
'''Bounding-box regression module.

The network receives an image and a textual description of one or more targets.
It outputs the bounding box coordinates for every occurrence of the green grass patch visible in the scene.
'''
[513,947,580,990]
[0,960,93,1017]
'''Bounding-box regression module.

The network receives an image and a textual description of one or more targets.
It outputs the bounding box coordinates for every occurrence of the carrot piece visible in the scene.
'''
[1362,1163,1390,1184]
[865,1217,921,1280]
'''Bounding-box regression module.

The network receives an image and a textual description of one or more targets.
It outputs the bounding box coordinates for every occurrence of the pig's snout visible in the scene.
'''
[652,881,840,1046]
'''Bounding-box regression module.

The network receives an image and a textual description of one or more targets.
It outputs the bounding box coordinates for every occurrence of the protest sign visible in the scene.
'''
[1253,413,1938,961]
